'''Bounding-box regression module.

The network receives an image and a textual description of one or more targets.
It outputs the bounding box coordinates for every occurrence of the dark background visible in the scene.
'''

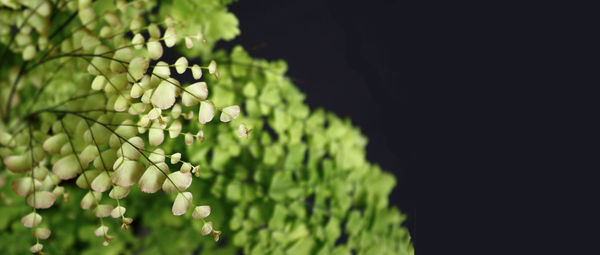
[217,0,413,244]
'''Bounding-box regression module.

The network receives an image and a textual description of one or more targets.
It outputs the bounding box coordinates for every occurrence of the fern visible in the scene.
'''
[0,0,412,254]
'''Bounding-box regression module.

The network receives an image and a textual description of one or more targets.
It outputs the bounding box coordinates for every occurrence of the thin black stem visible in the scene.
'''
[4,62,27,121]
[48,11,78,40]
[27,124,41,247]
[61,111,200,209]
[0,1,45,67]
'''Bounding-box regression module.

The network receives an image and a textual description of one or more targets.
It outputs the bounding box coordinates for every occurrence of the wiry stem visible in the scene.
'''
[59,118,108,240]
[0,1,46,67]
[27,125,41,253]
[61,111,208,224]
[4,62,26,121]
[82,119,128,224]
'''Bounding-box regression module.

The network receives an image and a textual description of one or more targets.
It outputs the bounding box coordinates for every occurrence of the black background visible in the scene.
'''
[217,0,413,244]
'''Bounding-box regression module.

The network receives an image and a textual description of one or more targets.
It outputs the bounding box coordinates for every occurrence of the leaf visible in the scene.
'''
[29,243,43,253]
[138,162,169,193]
[151,80,176,109]
[3,154,32,173]
[180,162,192,173]
[27,191,57,209]
[171,104,182,118]
[149,122,165,146]
[21,212,42,228]
[170,153,181,164]
[192,205,211,219]
[182,82,208,106]
[164,26,177,47]
[238,123,250,138]
[91,75,107,90]
[148,148,166,163]
[116,137,144,160]
[220,105,240,122]
[148,24,161,39]
[226,181,242,201]
[185,37,194,48]
[114,95,130,112]
[147,40,163,60]
[109,186,130,199]
[53,154,81,180]
[269,171,294,201]
[76,170,101,189]
[110,48,133,73]
[325,217,341,243]
[111,160,144,187]
[208,60,217,74]
[111,206,126,218]
[94,226,108,237]
[131,84,144,98]
[11,177,41,197]
[132,33,145,49]
[91,172,112,192]
[43,133,67,153]
[174,57,188,74]
[198,100,215,124]
[201,221,213,235]
[243,82,257,98]
[148,107,162,120]
[152,61,171,78]
[79,145,100,165]
[81,191,102,210]
[172,192,192,215]
[106,72,128,92]
[207,11,239,40]
[185,132,194,145]
[129,56,149,81]
[22,45,36,60]
[169,120,182,138]
[34,228,51,240]
[162,171,192,194]
[191,64,202,79]
[286,238,315,255]
[94,204,114,218]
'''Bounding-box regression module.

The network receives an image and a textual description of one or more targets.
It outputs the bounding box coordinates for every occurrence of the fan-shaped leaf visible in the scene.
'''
[139,162,169,193]
[172,192,192,215]
[26,191,56,209]
[151,80,176,109]
[162,171,192,194]
[192,205,211,219]
[111,160,144,187]
[220,105,240,122]
[21,212,42,228]
[198,100,215,124]
[182,82,207,106]
[53,154,81,180]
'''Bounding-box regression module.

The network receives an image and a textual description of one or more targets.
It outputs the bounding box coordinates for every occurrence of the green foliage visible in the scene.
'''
[158,0,240,58]
[0,0,411,254]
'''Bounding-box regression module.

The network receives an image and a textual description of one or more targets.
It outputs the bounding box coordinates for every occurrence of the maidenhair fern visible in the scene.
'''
[1,0,412,254]
[0,0,232,253]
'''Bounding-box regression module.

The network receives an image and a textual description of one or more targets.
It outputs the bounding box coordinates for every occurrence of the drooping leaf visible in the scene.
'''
[182,82,208,106]
[21,212,42,228]
[139,162,169,193]
[26,191,57,209]
[220,105,240,122]
[192,205,211,219]
[198,100,215,124]
[53,154,82,180]
[151,80,176,109]
[172,192,192,215]
[162,171,192,194]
